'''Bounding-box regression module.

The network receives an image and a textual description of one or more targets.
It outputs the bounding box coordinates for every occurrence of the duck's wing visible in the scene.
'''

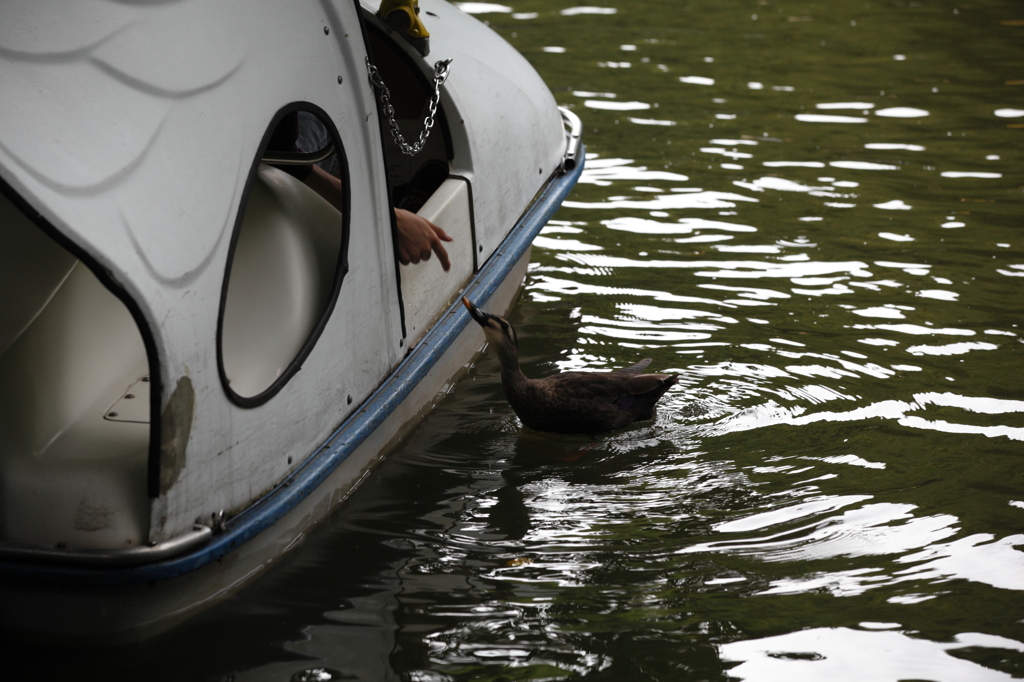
[542,370,674,406]
[527,370,677,432]
[618,358,653,375]
[544,369,671,399]
[624,372,673,395]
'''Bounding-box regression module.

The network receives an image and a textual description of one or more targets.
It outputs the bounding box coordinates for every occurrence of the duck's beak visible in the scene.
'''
[462,297,490,326]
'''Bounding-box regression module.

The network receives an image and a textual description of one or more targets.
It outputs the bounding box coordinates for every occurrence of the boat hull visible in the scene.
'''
[0,155,584,637]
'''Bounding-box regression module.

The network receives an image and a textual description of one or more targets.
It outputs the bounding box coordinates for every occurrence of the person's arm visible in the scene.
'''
[395,208,452,271]
[304,164,345,214]
[302,166,453,271]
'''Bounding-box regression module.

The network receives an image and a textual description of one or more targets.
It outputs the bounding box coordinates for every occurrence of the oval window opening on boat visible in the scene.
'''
[219,106,350,406]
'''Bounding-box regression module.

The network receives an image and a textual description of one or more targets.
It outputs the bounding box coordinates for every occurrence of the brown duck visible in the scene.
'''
[462,298,678,434]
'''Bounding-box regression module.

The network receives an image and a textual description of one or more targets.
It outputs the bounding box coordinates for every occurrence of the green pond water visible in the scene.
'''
[6,0,1024,680]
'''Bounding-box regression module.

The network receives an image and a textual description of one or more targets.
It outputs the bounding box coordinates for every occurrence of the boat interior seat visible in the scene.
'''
[0,197,77,358]
[220,164,343,399]
[0,193,150,549]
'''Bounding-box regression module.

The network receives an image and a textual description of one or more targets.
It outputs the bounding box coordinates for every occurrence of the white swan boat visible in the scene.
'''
[0,0,582,636]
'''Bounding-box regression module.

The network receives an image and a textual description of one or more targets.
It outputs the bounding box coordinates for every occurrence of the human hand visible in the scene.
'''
[395,208,453,271]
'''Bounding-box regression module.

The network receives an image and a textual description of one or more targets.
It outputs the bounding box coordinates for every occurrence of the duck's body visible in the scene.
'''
[463,298,678,434]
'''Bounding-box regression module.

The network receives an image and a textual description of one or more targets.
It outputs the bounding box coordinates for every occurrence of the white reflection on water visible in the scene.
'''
[866,142,926,151]
[875,106,930,117]
[764,160,826,168]
[535,222,604,251]
[917,288,958,300]
[711,138,759,146]
[783,364,857,381]
[565,190,755,210]
[617,302,739,324]
[808,453,885,469]
[905,341,999,356]
[549,254,872,282]
[849,323,970,335]
[532,235,603,251]
[576,310,724,344]
[699,283,789,301]
[795,113,868,123]
[754,531,1024,598]
[702,146,754,159]
[693,502,961,563]
[604,216,757,234]
[577,324,712,343]
[712,495,871,533]
[898,416,1024,439]
[852,305,908,319]
[576,156,690,185]
[873,260,931,273]
[527,274,738,309]
[714,244,781,254]
[816,102,875,110]
[897,533,1024,591]
[734,177,829,193]
[628,117,676,126]
[560,5,617,15]
[573,90,616,98]
[721,628,1024,681]
[997,264,1024,277]
[453,2,513,13]
[941,171,1003,178]
[584,99,650,111]
[675,233,733,244]
[914,392,1024,414]
[683,482,1024,595]
[830,160,900,171]
[874,199,912,209]
[710,390,1024,441]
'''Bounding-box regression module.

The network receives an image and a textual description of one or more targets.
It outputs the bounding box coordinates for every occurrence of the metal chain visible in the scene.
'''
[365,57,453,156]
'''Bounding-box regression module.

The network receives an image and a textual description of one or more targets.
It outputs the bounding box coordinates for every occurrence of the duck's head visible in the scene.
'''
[462,297,519,363]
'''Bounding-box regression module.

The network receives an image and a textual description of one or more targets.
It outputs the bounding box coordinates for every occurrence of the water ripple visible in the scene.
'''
[722,628,1024,681]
